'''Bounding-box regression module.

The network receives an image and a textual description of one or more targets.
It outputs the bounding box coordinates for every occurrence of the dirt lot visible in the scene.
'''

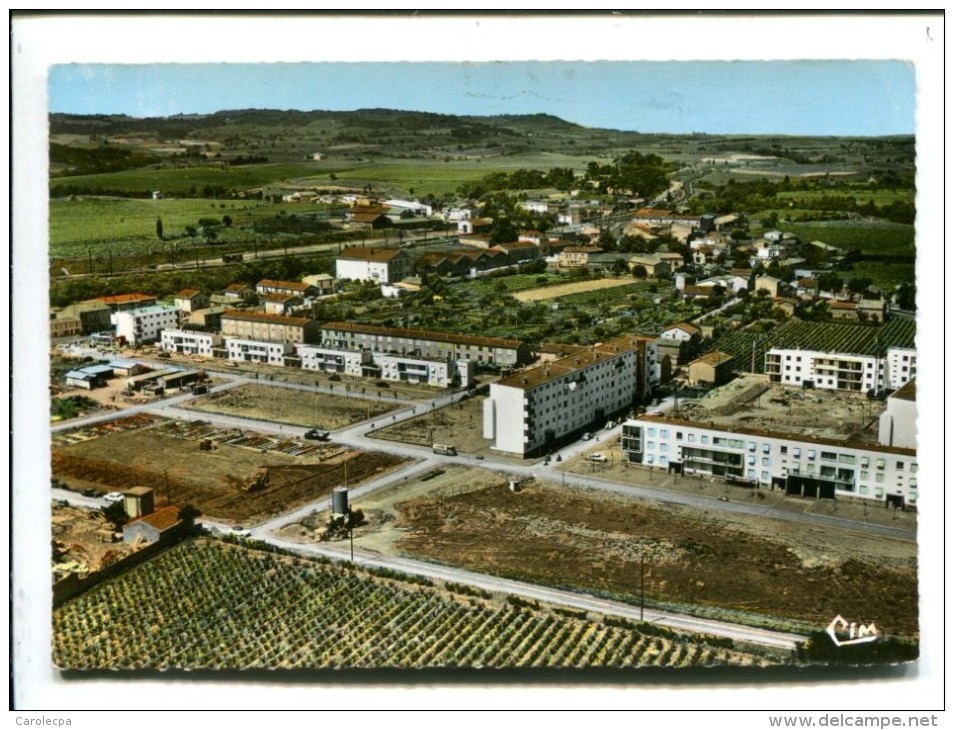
[291,465,918,638]
[674,375,887,443]
[184,383,401,429]
[370,395,491,455]
[52,503,136,577]
[51,416,407,523]
[513,277,637,302]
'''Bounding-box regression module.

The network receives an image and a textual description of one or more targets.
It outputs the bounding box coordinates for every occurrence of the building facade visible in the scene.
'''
[225,338,295,366]
[878,379,917,449]
[335,247,413,284]
[483,335,656,456]
[114,305,179,346]
[765,347,916,394]
[621,416,918,506]
[296,344,371,376]
[320,322,532,368]
[221,311,320,344]
[373,353,473,388]
[160,329,221,356]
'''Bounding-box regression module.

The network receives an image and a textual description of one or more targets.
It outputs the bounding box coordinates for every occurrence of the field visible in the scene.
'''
[370,395,490,456]
[51,416,406,523]
[379,474,918,638]
[52,537,781,670]
[513,277,641,303]
[784,221,916,257]
[184,383,403,429]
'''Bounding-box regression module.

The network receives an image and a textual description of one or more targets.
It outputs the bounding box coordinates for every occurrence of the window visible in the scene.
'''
[646,427,657,437]
[876,459,886,470]
[660,443,670,453]
[761,471,770,481]
[793,448,801,458]
[821,451,836,461]
[646,441,656,451]
[676,432,683,441]
[660,429,669,439]
[701,435,709,445]
[762,457,770,467]
[860,456,870,467]
[748,442,756,452]
[807,450,816,460]
[688,434,696,443]
[747,455,756,466]
[896,461,904,471]
[780,445,788,455]
[860,471,869,481]
[876,473,885,483]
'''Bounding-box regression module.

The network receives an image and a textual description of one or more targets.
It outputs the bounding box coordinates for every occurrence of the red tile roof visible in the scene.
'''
[97,293,156,305]
[223,310,313,326]
[337,247,404,263]
[129,506,181,532]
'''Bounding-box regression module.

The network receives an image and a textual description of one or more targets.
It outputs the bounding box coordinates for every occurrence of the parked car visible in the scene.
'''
[304,428,331,441]
[104,492,124,503]
[587,453,608,463]
[582,432,593,441]
[229,525,252,538]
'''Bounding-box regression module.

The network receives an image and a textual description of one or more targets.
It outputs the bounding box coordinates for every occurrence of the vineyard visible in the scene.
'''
[52,538,780,670]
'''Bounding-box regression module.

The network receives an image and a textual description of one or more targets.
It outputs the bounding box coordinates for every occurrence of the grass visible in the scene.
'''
[783,222,916,257]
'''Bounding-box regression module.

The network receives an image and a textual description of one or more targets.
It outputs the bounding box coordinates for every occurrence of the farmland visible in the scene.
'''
[513,277,642,303]
[52,538,782,670]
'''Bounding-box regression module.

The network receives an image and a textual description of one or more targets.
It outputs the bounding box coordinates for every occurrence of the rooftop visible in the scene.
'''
[97,293,156,305]
[891,378,917,402]
[337,246,404,263]
[691,351,734,367]
[222,310,313,326]
[128,506,181,532]
[321,320,525,350]
[257,279,311,292]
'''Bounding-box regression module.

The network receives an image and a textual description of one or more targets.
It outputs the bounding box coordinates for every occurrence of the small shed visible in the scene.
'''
[123,506,182,545]
[123,487,155,520]
[687,351,735,387]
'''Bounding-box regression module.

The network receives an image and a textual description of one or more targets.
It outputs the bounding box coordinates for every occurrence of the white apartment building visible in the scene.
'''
[160,329,221,356]
[335,247,413,284]
[765,346,916,393]
[114,305,179,346]
[225,338,294,366]
[621,416,918,507]
[483,335,656,456]
[296,344,371,376]
[878,379,917,449]
[373,353,473,388]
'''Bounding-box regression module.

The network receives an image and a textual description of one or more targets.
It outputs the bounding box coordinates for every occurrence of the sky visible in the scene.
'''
[48,60,915,137]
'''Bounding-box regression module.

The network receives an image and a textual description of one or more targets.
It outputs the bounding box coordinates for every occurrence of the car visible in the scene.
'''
[587,453,608,463]
[582,432,593,441]
[304,428,331,441]
[229,525,252,538]
[104,492,124,503]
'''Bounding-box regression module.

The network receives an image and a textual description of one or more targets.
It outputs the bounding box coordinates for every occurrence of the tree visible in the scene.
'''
[156,217,164,240]
[100,502,128,530]
[222,214,232,228]
[846,276,873,298]
[631,265,647,279]
[185,225,198,238]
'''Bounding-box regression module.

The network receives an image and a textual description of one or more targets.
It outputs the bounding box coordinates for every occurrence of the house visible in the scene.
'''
[301,273,337,296]
[381,280,422,298]
[49,300,112,338]
[657,322,703,365]
[262,293,304,316]
[518,200,549,214]
[122,506,183,546]
[296,344,372,376]
[96,293,158,314]
[373,353,473,389]
[858,298,888,323]
[753,275,784,299]
[335,247,413,284]
[489,241,541,266]
[457,217,493,236]
[108,359,149,377]
[173,289,210,314]
[558,246,601,268]
[220,283,256,303]
[349,211,392,230]
[628,254,669,279]
[186,307,226,331]
[687,351,735,387]
[256,279,316,298]
[621,416,917,506]
[384,199,433,217]
[772,298,799,317]
[829,300,860,320]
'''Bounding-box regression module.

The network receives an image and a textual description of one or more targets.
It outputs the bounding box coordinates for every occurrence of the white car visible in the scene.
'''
[104,492,124,503]
[587,453,608,463]
[229,525,252,538]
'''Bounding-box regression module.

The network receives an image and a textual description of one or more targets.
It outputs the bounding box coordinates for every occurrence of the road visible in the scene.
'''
[50,376,914,650]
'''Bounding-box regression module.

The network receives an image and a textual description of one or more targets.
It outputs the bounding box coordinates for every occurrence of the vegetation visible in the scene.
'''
[52,538,781,670]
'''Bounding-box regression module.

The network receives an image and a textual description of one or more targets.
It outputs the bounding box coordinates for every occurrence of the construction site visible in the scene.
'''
[51,416,408,523]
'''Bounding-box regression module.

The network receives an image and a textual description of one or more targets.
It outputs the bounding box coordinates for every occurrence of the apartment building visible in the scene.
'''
[296,344,371,376]
[225,338,295,366]
[221,311,320,345]
[160,329,221,357]
[483,335,656,456]
[765,346,916,393]
[878,378,917,449]
[621,415,918,507]
[320,321,532,368]
[114,305,179,346]
[373,353,473,388]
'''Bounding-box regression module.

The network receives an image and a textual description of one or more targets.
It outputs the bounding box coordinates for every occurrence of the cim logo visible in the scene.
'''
[826,614,881,647]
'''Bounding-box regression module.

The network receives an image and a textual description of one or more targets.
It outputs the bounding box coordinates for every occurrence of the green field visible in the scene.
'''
[52,538,779,670]
[784,222,916,257]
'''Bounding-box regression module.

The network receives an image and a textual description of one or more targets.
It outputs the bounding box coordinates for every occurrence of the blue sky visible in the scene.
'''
[49,60,915,136]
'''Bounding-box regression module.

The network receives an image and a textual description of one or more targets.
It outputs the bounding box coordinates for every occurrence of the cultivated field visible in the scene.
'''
[513,277,640,302]
[337,467,918,638]
[52,538,781,670]
[51,416,407,523]
[184,383,402,430]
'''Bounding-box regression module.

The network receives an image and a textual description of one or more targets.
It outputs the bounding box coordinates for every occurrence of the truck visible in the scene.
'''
[432,444,457,456]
